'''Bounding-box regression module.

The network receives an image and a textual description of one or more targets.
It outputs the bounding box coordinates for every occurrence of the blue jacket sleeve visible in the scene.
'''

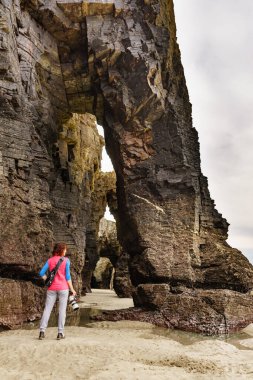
[39,261,49,277]
[65,259,71,281]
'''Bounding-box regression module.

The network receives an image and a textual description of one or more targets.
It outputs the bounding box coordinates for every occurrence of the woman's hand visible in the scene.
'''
[71,290,77,297]
[42,275,47,281]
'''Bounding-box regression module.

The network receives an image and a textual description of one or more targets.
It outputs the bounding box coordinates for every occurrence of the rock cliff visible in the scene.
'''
[1,0,253,333]
[0,0,103,327]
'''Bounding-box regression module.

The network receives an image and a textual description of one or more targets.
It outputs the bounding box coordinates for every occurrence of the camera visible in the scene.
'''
[68,295,79,311]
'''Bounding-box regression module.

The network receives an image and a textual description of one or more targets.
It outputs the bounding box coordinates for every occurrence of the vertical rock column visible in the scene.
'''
[86,1,197,286]
[85,0,253,332]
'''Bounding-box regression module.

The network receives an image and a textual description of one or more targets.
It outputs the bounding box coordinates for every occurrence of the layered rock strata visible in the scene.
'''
[0,0,102,327]
[0,0,253,332]
[82,172,117,292]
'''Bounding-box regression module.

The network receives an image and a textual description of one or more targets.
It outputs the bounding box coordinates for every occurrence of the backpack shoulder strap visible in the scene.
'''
[53,257,64,273]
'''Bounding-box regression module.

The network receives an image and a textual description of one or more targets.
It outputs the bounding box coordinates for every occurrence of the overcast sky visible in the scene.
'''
[99,0,253,262]
[174,0,253,262]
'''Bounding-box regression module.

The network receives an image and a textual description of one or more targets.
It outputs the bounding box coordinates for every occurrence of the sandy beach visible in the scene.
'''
[1,290,253,380]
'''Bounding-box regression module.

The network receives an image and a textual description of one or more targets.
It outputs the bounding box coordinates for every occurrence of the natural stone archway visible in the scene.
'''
[82,169,132,297]
[82,171,117,293]
[58,0,253,332]
[92,257,114,289]
[90,217,133,297]
[0,0,253,332]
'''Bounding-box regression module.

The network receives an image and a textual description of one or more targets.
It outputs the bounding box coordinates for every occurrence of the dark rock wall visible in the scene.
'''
[0,0,102,327]
[114,250,133,298]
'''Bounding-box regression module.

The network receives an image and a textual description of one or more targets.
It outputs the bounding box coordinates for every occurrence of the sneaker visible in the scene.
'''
[39,331,45,340]
[57,333,65,340]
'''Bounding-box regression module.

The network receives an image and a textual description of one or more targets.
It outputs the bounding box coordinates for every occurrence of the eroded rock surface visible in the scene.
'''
[82,172,116,292]
[91,218,133,297]
[0,0,102,327]
[92,257,114,289]
[1,0,253,332]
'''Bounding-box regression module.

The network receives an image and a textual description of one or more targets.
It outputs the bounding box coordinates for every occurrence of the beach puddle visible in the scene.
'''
[17,289,253,352]
[2,290,253,380]
[22,307,253,352]
[23,306,103,330]
[150,326,253,351]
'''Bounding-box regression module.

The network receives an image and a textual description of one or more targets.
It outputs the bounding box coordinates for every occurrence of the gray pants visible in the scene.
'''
[40,290,69,333]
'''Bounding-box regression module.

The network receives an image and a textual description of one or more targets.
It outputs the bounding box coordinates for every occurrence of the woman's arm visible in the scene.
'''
[67,279,76,296]
[39,261,49,281]
[66,259,76,296]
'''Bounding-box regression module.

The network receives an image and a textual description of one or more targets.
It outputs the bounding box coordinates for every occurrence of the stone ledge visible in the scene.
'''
[93,289,253,335]
[57,0,123,22]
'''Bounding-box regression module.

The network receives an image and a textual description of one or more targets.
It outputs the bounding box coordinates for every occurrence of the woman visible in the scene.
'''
[39,242,76,340]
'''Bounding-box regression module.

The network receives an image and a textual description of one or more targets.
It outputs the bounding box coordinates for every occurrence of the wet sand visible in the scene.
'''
[1,290,253,379]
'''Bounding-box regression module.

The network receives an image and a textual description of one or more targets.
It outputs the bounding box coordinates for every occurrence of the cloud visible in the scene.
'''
[174,0,253,261]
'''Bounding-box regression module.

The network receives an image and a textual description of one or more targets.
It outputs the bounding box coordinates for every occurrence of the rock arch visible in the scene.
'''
[0,0,253,333]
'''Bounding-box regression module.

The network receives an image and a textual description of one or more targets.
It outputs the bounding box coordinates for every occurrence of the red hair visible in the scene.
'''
[52,243,67,256]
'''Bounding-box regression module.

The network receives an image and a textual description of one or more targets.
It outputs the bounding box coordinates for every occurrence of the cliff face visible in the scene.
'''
[0,0,253,333]
[0,0,102,327]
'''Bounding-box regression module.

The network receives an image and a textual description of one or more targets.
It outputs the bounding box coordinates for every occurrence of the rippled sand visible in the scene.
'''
[0,290,253,379]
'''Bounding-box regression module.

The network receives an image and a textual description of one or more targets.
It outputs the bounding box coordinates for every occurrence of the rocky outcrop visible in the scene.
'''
[114,250,133,298]
[98,218,121,266]
[92,257,113,289]
[82,172,116,292]
[91,218,133,297]
[96,288,253,335]
[83,0,253,333]
[1,0,253,332]
[98,218,133,297]
[0,278,42,328]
